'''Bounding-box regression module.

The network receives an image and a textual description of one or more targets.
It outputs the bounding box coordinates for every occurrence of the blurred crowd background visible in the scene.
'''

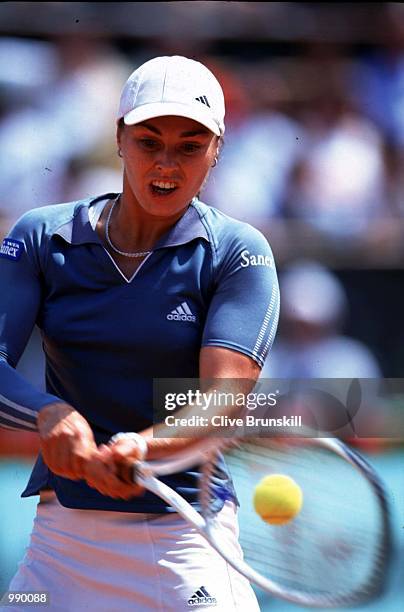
[0,3,403,610]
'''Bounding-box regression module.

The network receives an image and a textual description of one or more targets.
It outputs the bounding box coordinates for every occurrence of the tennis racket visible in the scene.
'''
[130,436,392,608]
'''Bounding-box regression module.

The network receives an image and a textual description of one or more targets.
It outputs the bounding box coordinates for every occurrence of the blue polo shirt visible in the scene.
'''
[0,193,279,512]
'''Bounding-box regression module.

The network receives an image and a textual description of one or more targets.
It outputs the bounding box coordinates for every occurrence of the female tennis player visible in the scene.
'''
[0,56,279,611]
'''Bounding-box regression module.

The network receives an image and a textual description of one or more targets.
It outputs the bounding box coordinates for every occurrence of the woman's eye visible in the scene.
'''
[181,143,201,154]
[139,138,158,149]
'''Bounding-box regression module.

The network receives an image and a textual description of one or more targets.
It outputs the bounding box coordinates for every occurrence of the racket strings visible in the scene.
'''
[204,439,388,601]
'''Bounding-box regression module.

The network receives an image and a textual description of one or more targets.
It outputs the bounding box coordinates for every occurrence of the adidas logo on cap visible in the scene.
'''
[188,586,217,607]
[195,95,211,107]
[167,301,196,322]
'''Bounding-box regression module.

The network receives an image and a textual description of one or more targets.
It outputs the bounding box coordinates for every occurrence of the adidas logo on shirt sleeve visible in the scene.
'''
[167,301,196,322]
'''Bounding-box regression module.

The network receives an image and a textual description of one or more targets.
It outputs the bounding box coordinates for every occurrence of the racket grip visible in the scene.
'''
[115,462,135,484]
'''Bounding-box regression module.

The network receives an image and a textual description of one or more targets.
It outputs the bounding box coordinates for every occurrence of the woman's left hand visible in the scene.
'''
[83,442,144,499]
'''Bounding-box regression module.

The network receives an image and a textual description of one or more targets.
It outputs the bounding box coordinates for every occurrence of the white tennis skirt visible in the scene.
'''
[2,492,260,611]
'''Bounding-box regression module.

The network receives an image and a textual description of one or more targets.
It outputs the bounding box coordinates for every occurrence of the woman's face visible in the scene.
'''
[117,115,218,218]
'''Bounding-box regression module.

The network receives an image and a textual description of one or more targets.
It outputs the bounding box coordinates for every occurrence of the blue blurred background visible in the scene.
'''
[0,3,403,610]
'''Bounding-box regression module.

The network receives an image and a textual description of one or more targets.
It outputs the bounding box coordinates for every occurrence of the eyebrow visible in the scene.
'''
[135,121,210,137]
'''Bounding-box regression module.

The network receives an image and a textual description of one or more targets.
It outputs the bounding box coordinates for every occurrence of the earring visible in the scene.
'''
[117,149,122,158]
[212,156,218,168]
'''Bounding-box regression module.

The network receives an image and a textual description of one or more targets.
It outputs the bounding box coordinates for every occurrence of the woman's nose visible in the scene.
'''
[156,149,179,171]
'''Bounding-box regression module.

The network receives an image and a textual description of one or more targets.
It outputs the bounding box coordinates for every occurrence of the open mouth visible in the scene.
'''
[150,180,178,196]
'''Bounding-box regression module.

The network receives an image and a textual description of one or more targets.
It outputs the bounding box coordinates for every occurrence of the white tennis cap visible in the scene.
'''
[118,56,225,136]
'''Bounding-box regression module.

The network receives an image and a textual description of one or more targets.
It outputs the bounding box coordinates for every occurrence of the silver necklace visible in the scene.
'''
[105,197,152,258]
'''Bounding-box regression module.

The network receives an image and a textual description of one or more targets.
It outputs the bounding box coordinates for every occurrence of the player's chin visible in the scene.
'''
[144,190,191,216]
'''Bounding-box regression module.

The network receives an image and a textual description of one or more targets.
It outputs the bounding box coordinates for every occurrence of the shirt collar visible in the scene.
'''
[53,194,210,248]
[153,199,209,249]
[53,194,110,245]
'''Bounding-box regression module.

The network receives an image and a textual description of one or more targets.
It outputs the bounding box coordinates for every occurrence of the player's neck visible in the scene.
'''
[114,193,188,251]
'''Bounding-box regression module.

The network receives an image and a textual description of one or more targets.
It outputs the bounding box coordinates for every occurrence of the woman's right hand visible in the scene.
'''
[37,402,100,481]
[37,402,145,499]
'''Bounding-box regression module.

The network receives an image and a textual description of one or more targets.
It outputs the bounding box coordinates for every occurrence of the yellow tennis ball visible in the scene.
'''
[253,474,303,525]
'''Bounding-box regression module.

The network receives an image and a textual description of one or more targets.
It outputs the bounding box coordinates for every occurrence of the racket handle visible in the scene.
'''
[115,462,135,484]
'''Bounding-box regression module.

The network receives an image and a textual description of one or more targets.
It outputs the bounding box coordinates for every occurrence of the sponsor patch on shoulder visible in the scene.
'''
[0,238,24,261]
